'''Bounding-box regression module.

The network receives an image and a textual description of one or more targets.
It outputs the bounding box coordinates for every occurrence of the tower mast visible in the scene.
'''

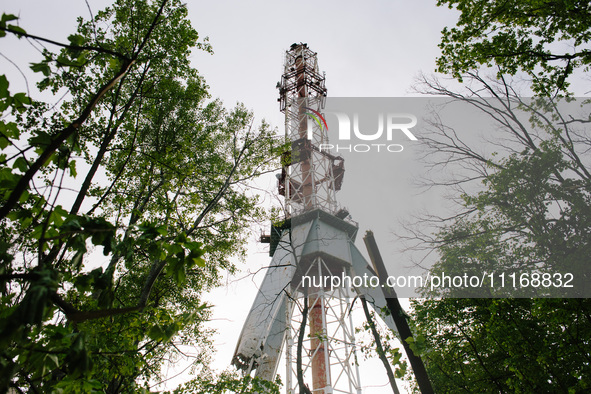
[233,43,397,394]
[278,43,355,394]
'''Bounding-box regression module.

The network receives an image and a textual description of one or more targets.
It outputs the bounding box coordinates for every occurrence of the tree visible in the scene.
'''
[0,1,282,392]
[436,0,591,95]
[404,71,591,391]
[411,297,591,393]
[400,3,591,390]
[412,73,591,297]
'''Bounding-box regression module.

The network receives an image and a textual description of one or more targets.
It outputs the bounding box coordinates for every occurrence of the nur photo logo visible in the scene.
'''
[305,106,419,153]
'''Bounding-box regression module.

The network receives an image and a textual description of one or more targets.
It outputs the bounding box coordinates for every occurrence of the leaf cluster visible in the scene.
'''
[437,0,591,94]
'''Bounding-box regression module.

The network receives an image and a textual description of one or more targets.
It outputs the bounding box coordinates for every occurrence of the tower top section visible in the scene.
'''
[276,43,344,216]
[278,43,327,113]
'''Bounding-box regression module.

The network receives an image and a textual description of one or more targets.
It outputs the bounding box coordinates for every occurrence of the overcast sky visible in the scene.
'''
[2,1,460,392]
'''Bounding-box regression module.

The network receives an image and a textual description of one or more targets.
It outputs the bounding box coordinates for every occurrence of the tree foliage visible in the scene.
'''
[0,0,282,392]
[405,2,591,390]
[413,74,591,298]
[412,298,591,392]
[174,370,281,394]
[437,0,591,94]
[406,72,591,391]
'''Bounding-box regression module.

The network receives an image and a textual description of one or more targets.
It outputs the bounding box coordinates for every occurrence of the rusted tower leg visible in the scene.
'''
[309,293,328,392]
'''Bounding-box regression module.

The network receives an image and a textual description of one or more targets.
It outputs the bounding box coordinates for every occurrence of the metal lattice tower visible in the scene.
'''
[233,44,396,394]
[278,43,357,394]
[277,43,343,217]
